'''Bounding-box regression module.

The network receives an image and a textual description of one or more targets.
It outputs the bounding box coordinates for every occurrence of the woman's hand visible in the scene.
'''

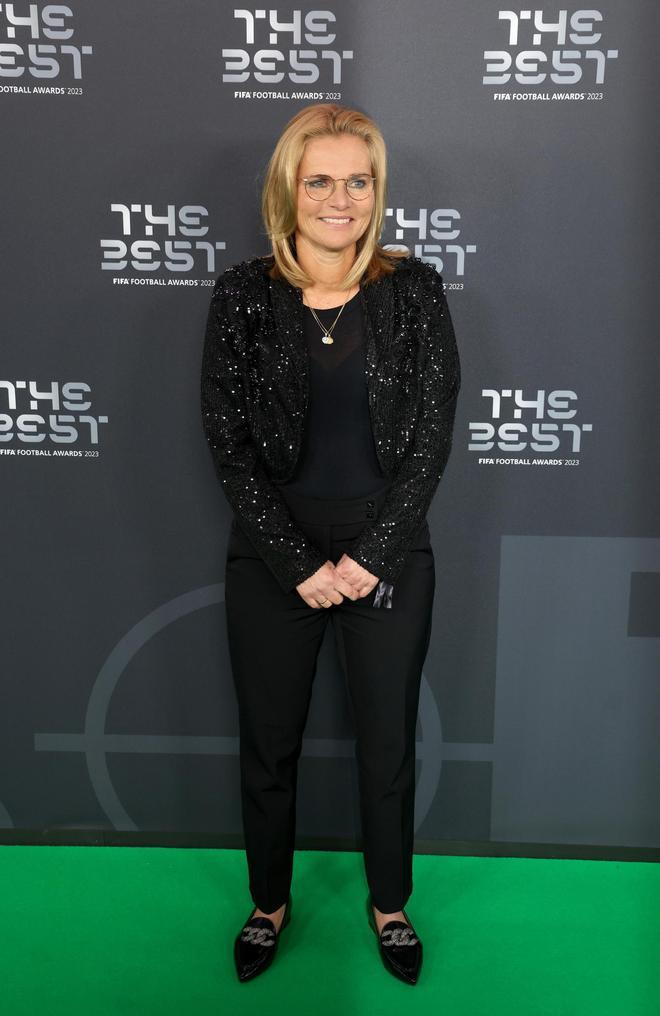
[295,556,379,608]
[296,560,358,608]
[334,554,379,598]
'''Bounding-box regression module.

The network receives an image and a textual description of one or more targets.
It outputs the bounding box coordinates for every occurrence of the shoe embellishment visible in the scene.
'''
[240,923,276,947]
[381,926,419,947]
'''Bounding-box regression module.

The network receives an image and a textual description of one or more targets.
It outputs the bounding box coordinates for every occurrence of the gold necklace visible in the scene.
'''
[303,288,357,345]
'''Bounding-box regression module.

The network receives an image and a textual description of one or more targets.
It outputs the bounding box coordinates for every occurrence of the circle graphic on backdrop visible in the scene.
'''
[35,584,449,833]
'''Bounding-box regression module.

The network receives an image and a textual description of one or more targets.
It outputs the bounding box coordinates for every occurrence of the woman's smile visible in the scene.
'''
[318,216,354,227]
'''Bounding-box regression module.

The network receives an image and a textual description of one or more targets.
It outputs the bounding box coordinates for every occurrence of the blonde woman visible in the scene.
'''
[200,103,461,985]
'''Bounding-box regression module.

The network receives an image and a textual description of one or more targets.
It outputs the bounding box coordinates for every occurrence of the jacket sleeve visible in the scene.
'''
[348,263,462,586]
[200,276,328,594]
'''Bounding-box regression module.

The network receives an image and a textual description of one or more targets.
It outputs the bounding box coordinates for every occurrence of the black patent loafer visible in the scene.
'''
[234,893,292,982]
[366,893,423,985]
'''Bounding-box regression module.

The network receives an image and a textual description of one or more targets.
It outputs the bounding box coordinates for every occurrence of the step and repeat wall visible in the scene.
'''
[1,2,658,854]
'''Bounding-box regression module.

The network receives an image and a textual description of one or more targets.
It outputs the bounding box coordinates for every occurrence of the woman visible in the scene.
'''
[200,103,461,985]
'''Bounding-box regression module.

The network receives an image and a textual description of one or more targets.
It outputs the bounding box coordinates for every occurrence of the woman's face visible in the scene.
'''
[295,134,375,258]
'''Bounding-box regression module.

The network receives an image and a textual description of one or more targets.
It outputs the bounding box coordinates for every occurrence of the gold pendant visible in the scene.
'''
[322,333,334,344]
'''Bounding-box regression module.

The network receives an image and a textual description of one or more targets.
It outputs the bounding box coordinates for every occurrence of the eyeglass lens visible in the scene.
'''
[304,175,373,199]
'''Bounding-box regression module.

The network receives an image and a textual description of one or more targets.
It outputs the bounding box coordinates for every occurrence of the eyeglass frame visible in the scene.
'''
[297,174,377,201]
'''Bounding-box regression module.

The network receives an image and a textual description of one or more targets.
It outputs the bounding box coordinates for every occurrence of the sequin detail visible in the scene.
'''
[240,922,276,947]
[381,925,420,947]
[200,253,461,594]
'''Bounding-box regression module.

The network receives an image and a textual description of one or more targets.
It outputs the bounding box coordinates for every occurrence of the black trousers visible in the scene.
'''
[224,482,435,914]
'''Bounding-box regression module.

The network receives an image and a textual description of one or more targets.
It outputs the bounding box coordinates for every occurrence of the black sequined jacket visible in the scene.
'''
[200,252,461,595]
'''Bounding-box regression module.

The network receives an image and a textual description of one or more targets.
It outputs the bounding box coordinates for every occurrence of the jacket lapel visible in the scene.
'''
[360,274,393,390]
[269,275,307,389]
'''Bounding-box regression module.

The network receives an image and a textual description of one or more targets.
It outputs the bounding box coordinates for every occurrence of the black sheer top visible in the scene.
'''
[279,291,386,499]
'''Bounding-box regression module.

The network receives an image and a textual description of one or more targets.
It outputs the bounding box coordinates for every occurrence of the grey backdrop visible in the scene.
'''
[1,1,658,856]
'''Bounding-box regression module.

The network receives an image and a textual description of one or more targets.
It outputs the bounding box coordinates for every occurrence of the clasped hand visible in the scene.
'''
[295,553,379,609]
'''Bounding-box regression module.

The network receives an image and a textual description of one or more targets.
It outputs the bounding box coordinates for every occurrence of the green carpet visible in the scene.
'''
[0,846,657,1015]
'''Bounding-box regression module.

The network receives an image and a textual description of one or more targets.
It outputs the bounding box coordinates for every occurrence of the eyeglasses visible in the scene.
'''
[297,174,376,201]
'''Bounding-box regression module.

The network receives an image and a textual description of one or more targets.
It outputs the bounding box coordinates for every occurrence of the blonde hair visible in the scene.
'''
[260,103,409,291]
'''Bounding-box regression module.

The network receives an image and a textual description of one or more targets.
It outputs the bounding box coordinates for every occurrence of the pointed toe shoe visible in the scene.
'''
[366,893,423,985]
[234,893,292,982]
